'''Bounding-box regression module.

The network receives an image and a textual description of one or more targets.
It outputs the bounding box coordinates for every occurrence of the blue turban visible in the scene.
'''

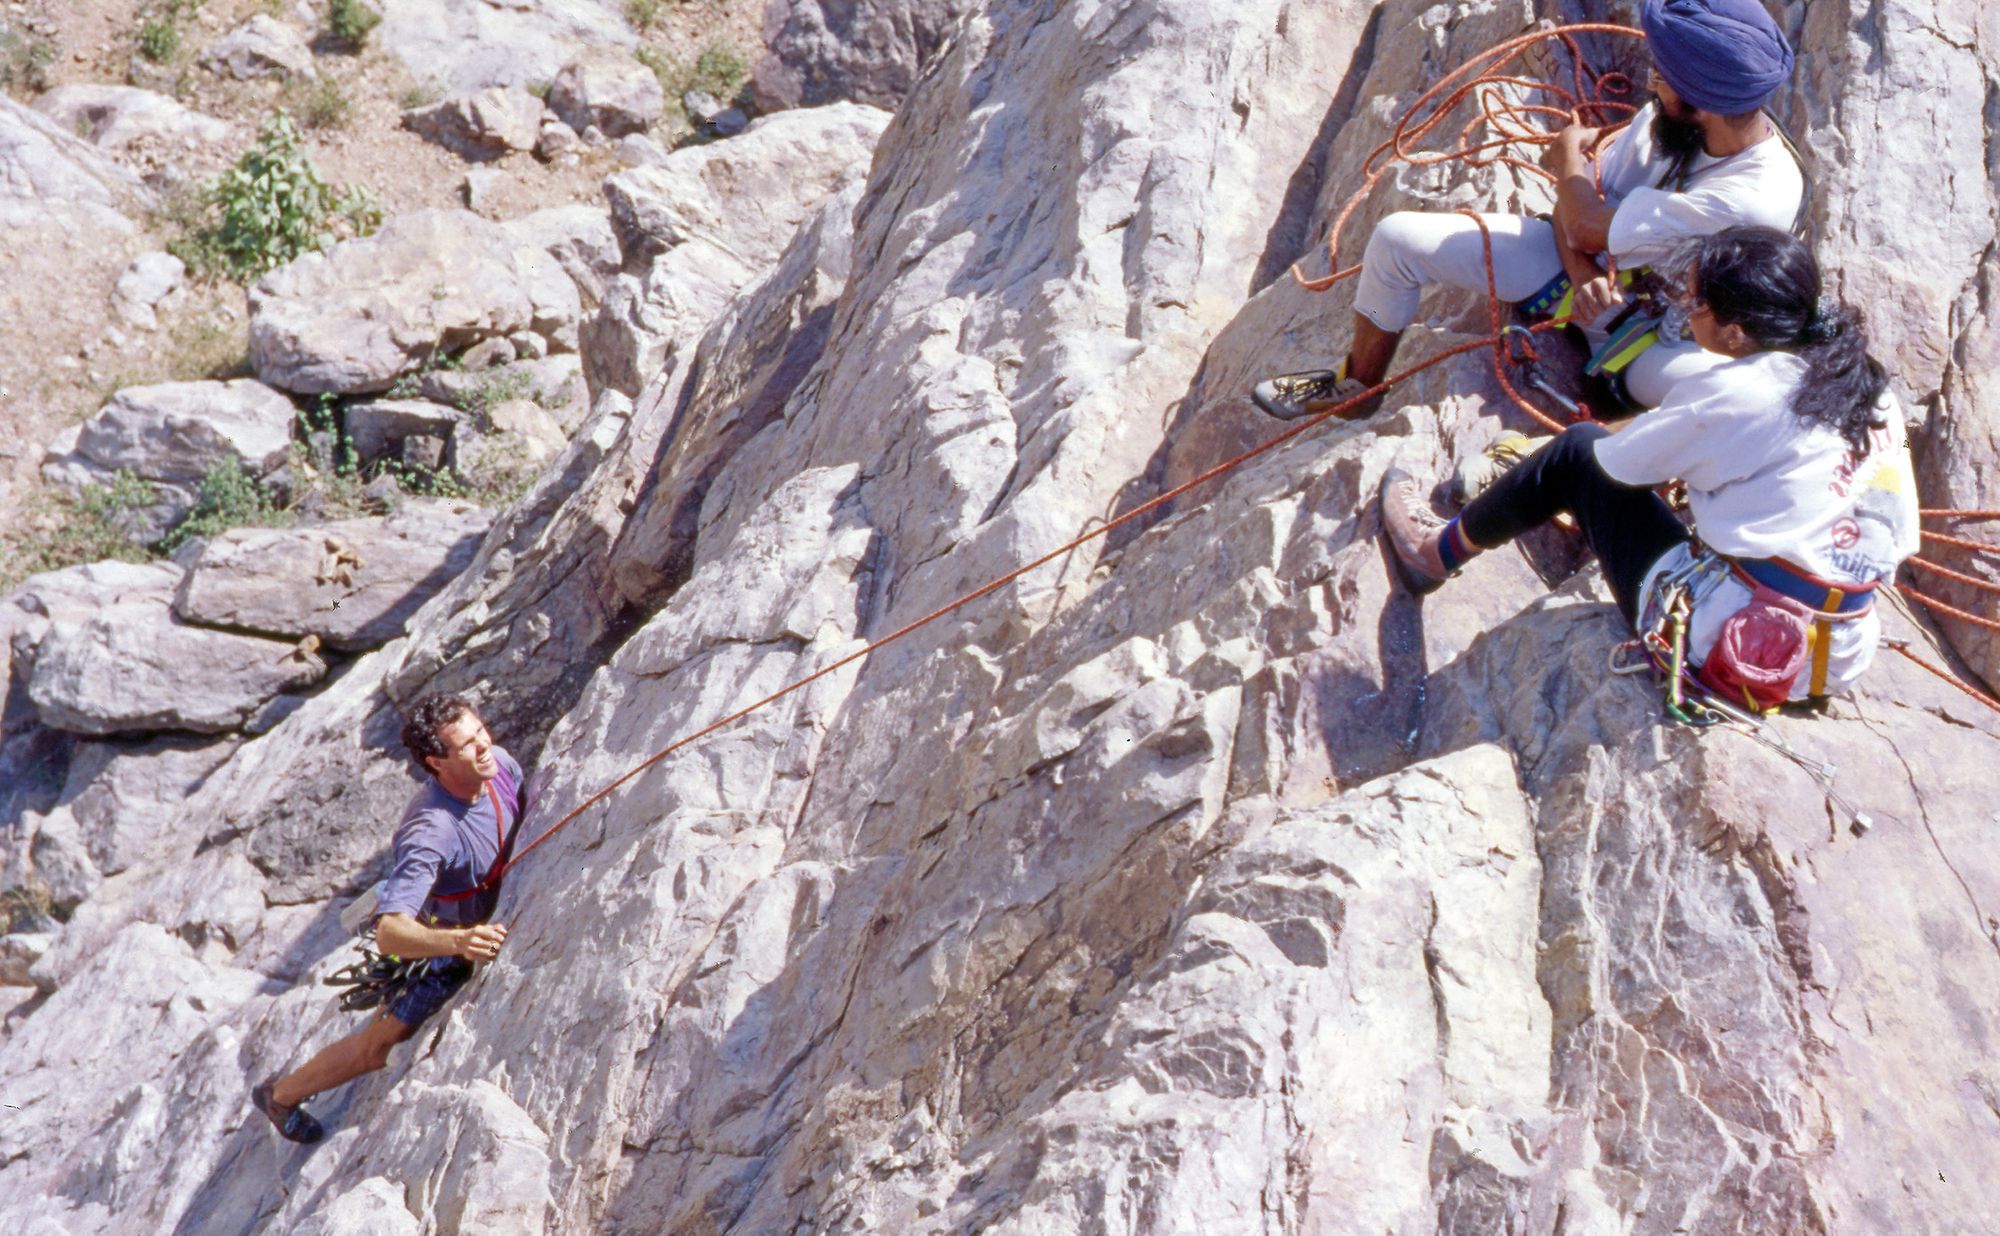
[1642,0,1794,116]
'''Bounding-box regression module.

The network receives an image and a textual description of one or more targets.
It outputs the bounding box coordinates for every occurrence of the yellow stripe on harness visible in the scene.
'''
[1807,591,1841,697]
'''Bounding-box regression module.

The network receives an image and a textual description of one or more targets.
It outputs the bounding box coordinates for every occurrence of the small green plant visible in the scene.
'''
[290,74,351,130]
[0,27,57,95]
[171,112,379,281]
[691,43,748,101]
[0,472,157,594]
[398,79,444,110]
[159,460,291,553]
[453,367,536,418]
[138,20,180,63]
[326,0,382,48]
[625,0,663,32]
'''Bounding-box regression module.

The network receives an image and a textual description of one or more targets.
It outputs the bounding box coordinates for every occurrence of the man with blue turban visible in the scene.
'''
[1254,0,1806,467]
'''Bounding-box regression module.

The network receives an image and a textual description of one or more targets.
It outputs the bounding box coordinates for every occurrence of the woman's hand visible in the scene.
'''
[1571,275,1626,327]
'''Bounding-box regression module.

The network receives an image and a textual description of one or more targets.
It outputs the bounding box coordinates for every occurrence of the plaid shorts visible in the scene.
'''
[385,957,474,1027]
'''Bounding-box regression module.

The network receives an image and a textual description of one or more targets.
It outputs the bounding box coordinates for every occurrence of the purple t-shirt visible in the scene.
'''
[375,748,525,928]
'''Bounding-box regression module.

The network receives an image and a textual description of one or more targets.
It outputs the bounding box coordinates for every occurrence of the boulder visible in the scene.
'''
[199,15,315,80]
[0,933,50,988]
[450,399,568,491]
[374,0,636,95]
[547,47,664,139]
[247,210,540,395]
[0,96,148,236]
[174,500,495,651]
[33,85,233,156]
[39,380,297,542]
[755,0,975,111]
[535,115,581,161]
[401,87,547,161]
[501,203,620,304]
[342,397,460,468]
[417,355,585,430]
[585,102,888,395]
[28,586,326,735]
[110,251,186,331]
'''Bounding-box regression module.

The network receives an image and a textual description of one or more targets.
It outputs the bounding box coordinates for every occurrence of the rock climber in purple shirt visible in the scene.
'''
[250,692,525,1144]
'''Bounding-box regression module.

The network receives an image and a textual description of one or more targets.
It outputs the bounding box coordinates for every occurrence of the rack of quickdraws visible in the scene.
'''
[322,944,426,1012]
[1609,554,1874,836]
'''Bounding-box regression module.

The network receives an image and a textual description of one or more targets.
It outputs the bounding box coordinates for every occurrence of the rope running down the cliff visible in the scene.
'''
[498,23,2000,878]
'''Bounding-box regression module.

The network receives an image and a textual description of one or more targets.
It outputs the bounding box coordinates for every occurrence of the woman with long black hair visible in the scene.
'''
[1380,224,1919,705]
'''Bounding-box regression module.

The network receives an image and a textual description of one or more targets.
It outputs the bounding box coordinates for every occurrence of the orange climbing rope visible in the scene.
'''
[498,337,1498,875]
[494,22,2000,882]
[1291,22,1644,295]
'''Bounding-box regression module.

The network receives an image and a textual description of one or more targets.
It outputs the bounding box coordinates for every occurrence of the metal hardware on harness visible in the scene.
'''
[323,945,427,1012]
[1619,550,1874,835]
[1501,325,1585,419]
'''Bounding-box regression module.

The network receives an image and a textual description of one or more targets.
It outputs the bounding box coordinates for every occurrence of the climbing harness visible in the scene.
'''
[326,780,511,1010]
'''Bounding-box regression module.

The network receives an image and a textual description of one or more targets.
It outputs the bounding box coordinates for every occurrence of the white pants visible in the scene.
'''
[1352,210,1724,408]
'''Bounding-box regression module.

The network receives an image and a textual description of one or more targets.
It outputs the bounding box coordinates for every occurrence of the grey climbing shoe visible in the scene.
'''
[1379,466,1452,595]
[251,1078,325,1145]
[1449,430,1539,505]
[1251,365,1377,421]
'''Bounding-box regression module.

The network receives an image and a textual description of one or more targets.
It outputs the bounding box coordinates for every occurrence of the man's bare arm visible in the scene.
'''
[376,913,508,961]
[1546,125,1617,255]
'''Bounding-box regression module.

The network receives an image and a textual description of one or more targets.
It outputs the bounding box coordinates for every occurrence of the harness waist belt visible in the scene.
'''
[1730,556,1875,615]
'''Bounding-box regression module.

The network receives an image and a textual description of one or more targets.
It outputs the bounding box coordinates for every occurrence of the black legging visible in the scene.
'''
[1458,422,1690,623]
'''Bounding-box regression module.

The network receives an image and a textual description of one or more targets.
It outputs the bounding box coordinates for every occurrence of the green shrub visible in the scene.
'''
[159,460,290,553]
[326,0,382,48]
[0,472,157,594]
[138,20,179,63]
[0,27,57,95]
[291,74,351,130]
[171,112,380,282]
[625,0,663,32]
[691,43,748,100]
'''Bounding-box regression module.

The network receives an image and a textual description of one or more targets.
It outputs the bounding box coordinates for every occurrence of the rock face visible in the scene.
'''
[247,210,542,395]
[402,87,548,161]
[6,3,2000,1234]
[755,0,975,111]
[547,47,664,139]
[174,500,496,651]
[110,251,187,330]
[39,379,298,541]
[583,102,889,396]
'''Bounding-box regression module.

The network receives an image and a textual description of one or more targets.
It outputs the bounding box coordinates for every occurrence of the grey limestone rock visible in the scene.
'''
[39,380,297,542]
[247,210,540,395]
[173,500,496,651]
[0,95,149,236]
[200,15,316,80]
[547,47,664,140]
[110,251,186,330]
[374,0,635,95]
[754,0,975,111]
[402,87,547,162]
[33,85,233,156]
[584,101,888,395]
[342,397,461,468]
[28,586,327,735]
[6,3,2000,1233]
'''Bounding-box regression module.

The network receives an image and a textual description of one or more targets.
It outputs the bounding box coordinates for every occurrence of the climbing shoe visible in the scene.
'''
[1379,466,1453,595]
[1250,363,1377,421]
[251,1078,325,1145]
[1449,430,1539,506]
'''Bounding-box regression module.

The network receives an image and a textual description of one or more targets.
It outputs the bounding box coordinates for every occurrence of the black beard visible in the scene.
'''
[1650,97,1706,158]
